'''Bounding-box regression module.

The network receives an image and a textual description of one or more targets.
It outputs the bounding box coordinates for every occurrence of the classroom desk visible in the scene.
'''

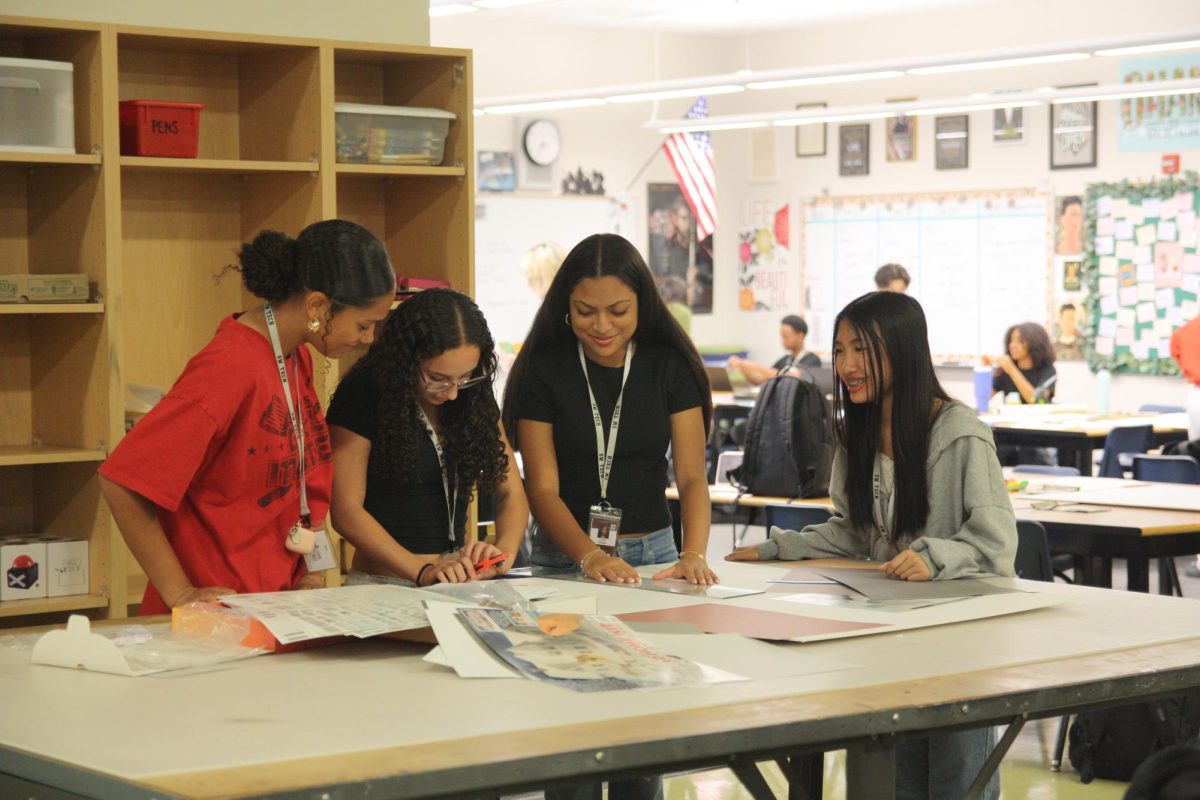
[671,483,1200,594]
[985,413,1187,476]
[3,568,1200,800]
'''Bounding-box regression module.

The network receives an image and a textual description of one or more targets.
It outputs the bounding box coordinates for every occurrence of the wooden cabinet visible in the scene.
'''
[0,16,472,625]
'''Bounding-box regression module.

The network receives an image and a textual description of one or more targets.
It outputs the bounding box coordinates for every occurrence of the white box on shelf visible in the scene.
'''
[39,537,89,597]
[2,539,48,600]
[0,57,75,153]
[334,102,455,166]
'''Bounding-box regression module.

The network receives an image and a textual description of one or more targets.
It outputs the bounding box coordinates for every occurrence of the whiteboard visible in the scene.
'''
[474,195,630,345]
[801,190,1053,363]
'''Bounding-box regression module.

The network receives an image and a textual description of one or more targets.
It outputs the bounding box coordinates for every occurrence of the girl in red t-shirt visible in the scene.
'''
[99,220,396,613]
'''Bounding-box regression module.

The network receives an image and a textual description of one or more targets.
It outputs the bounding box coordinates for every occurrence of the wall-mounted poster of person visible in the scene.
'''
[1054,301,1087,361]
[647,182,713,314]
[1056,195,1084,256]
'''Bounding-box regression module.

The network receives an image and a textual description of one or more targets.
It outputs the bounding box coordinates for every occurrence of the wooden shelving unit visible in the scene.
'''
[0,15,472,623]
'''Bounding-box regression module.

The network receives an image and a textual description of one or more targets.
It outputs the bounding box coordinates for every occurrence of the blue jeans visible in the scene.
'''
[533,524,673,800]
[896,726,999,800]
[530,525,679,570]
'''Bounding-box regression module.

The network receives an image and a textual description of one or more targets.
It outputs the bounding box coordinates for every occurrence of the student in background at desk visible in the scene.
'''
[983,322,1057,405]
[328,289,526,587]
[99,221,397,612]
[728,290,1016,800]
[728,314,820,385]
[874,262,911,292]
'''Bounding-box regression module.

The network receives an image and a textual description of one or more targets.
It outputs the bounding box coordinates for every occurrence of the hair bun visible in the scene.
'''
[238,230,300,302]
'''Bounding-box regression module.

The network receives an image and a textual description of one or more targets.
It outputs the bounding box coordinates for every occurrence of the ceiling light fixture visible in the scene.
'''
[474,29,1200,115]
[907,52,1090,75]
[643,78,1200,133]
[1095,39,1200,56]
[745,69,904,90]
[606,85,744,103]
[473,0,554,7]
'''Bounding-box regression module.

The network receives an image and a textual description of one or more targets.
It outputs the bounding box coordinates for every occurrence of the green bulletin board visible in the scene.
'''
[1085,173,1200,375]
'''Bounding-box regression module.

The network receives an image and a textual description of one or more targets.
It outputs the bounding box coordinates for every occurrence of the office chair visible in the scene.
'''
[1097,424,1154,479]
[707,404,751,483]
[1014,519,1054,582]
[1012,465,1080,476]
[763,504,833,534]
[1132,454,1200,484]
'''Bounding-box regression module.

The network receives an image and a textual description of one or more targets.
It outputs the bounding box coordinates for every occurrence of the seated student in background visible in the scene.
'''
[729,314,821,385]
[99,221,397,612]
[983,322,1057,404]
[504,233,717,587]
[728,290,1015,800]
[328,289,527,587]
[874,262,911,292]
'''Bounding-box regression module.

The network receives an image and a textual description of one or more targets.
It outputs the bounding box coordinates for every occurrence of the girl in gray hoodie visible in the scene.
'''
[728,290,1016,799]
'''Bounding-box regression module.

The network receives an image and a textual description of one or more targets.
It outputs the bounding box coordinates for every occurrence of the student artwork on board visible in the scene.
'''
[1054,302,1087,361]
[1056,196,1084,256]
[647,182,713,314]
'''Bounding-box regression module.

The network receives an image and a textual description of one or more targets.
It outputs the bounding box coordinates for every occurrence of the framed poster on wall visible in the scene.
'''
[839,123,870,176]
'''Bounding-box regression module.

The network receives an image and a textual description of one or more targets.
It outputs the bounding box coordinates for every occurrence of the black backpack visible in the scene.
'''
[1068,695,1200,783]
[730,369,833,498]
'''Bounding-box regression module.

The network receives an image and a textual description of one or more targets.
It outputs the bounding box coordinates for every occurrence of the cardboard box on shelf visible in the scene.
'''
[26,274,89,303]
[0,274,28,303]
[37,537,89,597]
[2,539,47,600]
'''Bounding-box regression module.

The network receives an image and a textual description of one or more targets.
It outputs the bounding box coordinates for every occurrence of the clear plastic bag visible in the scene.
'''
[421,580,534,612]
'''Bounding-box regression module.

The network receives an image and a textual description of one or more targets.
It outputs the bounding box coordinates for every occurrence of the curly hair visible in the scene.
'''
[344,289,506,497]
[1003,322,1055,369]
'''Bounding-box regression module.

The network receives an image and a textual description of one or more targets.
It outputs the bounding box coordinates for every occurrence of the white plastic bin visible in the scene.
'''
[0,57,75,153]
[335,102,454,166]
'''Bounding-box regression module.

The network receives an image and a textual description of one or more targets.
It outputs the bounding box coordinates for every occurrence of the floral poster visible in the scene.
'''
[737,200,791,312]
[1117,55,1200,152]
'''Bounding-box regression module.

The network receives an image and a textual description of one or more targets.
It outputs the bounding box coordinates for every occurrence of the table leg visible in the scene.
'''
[1076,556,1112,588]
[774,752,823,800]
[730,759,780,800]
[846,738,895,800]
[1126,555,1150,593]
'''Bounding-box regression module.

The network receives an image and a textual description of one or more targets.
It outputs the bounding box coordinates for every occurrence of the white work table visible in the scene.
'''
[2,561,1200,799]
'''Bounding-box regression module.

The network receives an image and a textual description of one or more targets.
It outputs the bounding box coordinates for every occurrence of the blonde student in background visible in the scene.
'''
[728,290,1016,800]
[100,221,396,613]
[328,289,526,587]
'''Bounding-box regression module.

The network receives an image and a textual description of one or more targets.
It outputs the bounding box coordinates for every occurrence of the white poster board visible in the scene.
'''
[801,190,1053,363]
[474,195,630,346]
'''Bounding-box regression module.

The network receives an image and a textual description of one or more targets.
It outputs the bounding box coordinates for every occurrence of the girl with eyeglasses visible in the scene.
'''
[327,289,527,587]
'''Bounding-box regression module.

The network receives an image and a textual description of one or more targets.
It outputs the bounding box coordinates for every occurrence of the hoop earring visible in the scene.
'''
[307,318,320,334]
[564,313,570,326]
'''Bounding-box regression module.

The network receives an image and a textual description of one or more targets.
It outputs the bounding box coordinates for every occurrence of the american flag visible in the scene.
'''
[663,97,717,241]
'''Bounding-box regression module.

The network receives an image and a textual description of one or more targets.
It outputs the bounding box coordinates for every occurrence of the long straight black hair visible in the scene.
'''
[833,291,951,543]
[502,233,712,449]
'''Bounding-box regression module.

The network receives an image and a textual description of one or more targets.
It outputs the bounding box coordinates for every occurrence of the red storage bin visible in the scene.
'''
[119,100,204,158]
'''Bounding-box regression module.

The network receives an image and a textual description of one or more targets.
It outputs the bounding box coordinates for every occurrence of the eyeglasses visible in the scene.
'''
[422,374,487,395]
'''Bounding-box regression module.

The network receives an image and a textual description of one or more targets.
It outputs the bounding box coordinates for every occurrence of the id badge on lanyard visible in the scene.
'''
[872,457,893,544]
[418,405,458,549]
[579,341,633,553]
[263,304,333,567]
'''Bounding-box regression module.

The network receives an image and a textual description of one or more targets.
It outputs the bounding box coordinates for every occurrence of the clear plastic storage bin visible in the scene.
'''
[0,57,74,153]
[335,102,455,166]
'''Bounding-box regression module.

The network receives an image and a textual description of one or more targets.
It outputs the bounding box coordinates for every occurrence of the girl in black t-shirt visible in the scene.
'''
[984,322,1057,404]
[503,233,717,588]
[327,289,528,587]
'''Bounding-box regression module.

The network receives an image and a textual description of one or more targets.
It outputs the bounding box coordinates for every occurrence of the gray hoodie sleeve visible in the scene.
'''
[909,436,1018,579]
[754,448,869,561]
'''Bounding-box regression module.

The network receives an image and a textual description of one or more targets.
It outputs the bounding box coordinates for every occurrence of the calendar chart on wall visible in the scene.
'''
[800,190,1054,363]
